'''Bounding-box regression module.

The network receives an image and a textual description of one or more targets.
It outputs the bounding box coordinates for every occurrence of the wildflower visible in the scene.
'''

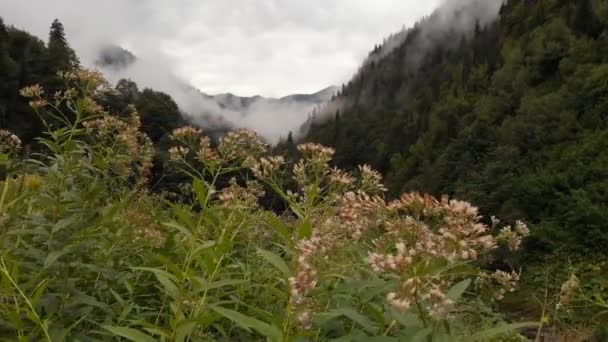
[387,292,411,312]
[0,130,22,155]
[218,178,265,208]
[20,84,44,98]
[297,143,335,164]
[169,146,190,161]
[557,274,579,309]
[328,167,355,187]
[219,129,268,162]
[443,198,479,218]
[498,226,524,251]
[29,99,48,111]
[196,136,217,164]
[23,174,43,190]
[478,270,520,302]
[246,155,285,179]
[171,126,203,141]
[296,310,313,330]
[84,113,155,184]
[514,220,530,236]
[59,68,108,90]
[81,96,106,115]
[338,191,387,239]
[358,165,387,194]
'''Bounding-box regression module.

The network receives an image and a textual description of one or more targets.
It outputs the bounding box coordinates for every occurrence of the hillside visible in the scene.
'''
[305,0,608,263]
[91,43,337,141]
[2,1,608,339]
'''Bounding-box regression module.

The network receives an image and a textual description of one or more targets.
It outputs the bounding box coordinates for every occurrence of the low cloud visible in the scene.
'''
[0,0,441,141]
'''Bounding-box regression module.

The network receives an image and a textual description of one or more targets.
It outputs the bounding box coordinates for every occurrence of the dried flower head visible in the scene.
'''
[297,143,335,164]
[328,167,355,187]
[477,270,520,302]
[196,136,217,164]
[59,68,108,91]
[169,146,190,161]
[171,126,203,141]
[83,113,154,186]
[338,191,387,239]
[246,155,285,179]
[498,224,528,251]
[20,84,44,98]
[358,165,387,194]
[218,129,268,163]
[557,274,579,310]
[0,130,22,155]
[218,178,265,208]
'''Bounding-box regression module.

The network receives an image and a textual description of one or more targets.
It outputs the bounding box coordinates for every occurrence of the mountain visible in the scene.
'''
[210,86,337,112]
[304,0,608,263]
[92,46,337,141]
[95,44,137,70]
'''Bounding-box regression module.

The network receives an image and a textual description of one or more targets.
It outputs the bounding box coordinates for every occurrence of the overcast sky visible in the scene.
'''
[0,0,441,97]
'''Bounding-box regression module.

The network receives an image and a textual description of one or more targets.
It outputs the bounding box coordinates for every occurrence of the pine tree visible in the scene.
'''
[334,110,341,144]
[47,19,79,74]
[0,17,18,127]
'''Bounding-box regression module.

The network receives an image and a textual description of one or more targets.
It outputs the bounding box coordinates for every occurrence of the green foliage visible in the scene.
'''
[0,74,533,340]
[305,0,608,266]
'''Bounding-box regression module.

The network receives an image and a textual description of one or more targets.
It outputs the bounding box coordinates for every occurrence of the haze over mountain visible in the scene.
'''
[0,0,440,142]
[94,44,337,141]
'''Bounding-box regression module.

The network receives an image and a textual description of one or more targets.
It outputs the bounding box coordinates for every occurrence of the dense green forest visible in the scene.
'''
[1,0,608,339]
[306,0,608,266]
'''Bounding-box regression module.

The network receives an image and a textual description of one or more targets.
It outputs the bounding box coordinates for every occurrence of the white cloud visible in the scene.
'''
[0,0,440,97]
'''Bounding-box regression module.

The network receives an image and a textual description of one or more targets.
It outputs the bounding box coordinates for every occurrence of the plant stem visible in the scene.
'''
[0,177,9,213]
[0,257,52,341]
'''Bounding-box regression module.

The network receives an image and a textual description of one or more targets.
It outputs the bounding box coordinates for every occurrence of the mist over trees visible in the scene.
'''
[305,0,608,264]
[0,18,185,147]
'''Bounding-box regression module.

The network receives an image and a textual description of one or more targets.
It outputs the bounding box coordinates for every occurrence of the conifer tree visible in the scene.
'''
[47,19,79,74]
[0,18,18,127]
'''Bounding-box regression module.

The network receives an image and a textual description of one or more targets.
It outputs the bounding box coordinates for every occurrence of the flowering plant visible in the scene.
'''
[0,69,535,341]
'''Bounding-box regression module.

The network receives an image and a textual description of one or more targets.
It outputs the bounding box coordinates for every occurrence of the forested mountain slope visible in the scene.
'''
[305,0,608,260]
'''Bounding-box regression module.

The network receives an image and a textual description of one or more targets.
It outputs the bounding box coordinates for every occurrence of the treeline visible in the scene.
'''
[305,0,608,262]
[0,18,184,147]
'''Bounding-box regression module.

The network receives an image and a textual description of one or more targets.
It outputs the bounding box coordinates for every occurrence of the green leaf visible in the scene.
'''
[51,217,76,233]
[316,307,378,334]
[209,304,282,342]
[30,279,49,307]
[191,241,217,257]
[163,221,193,239]
[297,217,313,240]
[257,248,292,279]
[264,213,291,241]
[102,326,157,342]
[446,278,472,302]
[388,308,422,328]
[193,178,209,208]
[132,267,180,299]
[43,250,70,269]
[411,328,432,342]
[192,278,248,294]
[174,319,199,342]
[466,322,538,341]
